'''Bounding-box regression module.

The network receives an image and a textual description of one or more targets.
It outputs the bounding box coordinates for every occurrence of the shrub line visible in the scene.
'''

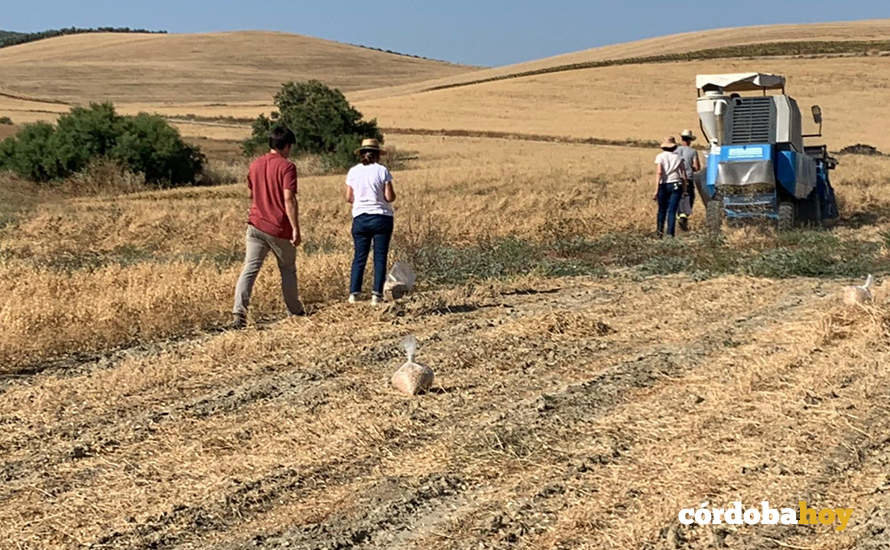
[0,27,167,49]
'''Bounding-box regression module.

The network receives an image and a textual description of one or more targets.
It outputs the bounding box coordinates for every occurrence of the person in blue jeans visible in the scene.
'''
[345,138,396,305]
[653,136,689,238]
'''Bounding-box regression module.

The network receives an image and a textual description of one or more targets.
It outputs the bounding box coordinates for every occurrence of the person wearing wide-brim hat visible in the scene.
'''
[345,138,396,305]
[675,130,701,231]
[653,136,690,238]
[353,137,386,155]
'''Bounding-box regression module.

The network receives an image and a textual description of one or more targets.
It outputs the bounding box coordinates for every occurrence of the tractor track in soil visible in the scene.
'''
[0,278,806,483]
[1,274,886,548]
[3,276,820,543]
[210,286,820,550]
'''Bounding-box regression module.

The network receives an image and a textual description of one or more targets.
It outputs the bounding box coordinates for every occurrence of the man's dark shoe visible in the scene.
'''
[231,314,247,330]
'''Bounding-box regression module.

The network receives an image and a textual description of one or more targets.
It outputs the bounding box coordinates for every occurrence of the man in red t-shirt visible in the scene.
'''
[232,127,304,328]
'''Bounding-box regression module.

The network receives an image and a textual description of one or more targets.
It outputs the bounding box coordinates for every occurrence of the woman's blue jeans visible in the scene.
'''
[350,214,394,296]
[657,183,683,237]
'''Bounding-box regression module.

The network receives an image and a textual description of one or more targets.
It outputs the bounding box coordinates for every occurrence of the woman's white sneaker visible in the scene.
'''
[348,294,358,304]
[370,294,382,306]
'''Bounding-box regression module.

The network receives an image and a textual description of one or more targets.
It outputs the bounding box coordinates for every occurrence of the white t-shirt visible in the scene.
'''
[655,151,687,184]
[346,163,394,218]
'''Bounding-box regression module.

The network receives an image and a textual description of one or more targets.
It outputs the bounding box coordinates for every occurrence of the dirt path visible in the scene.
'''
[0,273,887,549]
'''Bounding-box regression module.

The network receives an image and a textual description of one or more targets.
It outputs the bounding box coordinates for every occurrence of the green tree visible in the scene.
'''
[0,122,57,181]
[49,102,121,176]
[243,80,383,166]
[0,102,204,186]
[112,113,204,185]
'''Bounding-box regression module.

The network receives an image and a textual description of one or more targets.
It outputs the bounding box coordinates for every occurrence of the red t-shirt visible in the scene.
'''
[247,152,298,239]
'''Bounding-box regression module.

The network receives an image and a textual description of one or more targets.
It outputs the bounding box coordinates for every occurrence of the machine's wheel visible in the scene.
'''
[706,198,723,234]
[777,202,795,231]
[822,189,839,228]
[810,197,823,228]
[797,194,823,228]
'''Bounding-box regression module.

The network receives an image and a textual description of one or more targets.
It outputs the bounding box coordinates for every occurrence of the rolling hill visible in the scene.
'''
[341,18,890,153]
[350,18,890,101]
[0,31,474,105]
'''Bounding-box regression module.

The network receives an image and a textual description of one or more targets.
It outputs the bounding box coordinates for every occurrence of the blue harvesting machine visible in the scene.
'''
[694,73,839,231]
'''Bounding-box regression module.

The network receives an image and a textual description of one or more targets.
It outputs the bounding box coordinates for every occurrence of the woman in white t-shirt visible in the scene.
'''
[653,136,689,238]
[345,138,396,305]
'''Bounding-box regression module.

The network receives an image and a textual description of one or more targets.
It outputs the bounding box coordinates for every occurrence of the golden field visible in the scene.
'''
[354,56,890,151]
[2,21,890,549]
[2,129,889,366]
[0,138,648,364]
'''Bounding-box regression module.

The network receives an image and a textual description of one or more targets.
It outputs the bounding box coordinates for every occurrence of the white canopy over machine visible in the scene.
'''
[696,72,797,150]
[696,73,786,92]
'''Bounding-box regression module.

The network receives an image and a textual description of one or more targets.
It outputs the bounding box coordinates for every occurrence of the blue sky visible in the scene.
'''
[3,1,889,66]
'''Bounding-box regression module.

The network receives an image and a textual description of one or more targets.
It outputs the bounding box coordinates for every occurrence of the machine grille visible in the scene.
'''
[731,97,772,144]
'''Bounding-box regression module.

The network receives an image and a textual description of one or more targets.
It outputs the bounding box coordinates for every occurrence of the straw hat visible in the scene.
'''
[355,138,385,155]
[660,136,678,150]
[680,129,697,141]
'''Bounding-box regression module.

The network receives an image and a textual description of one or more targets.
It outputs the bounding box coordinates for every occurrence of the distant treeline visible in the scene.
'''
[351,43,461,65]
[0,31,25,42]
[0,27,167,48]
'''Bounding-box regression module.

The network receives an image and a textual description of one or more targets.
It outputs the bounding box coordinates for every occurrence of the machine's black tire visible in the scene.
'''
[797,194,823,227]
[706,199,722,234]
[777,202,795,231]
[811,197,823,228]
[822,191,839,228]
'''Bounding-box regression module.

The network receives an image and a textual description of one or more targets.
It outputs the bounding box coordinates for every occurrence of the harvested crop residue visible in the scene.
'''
[2,274,889,548]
